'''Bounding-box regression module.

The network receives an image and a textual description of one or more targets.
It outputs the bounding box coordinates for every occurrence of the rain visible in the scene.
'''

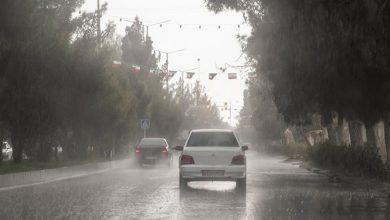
[1,0,390,219]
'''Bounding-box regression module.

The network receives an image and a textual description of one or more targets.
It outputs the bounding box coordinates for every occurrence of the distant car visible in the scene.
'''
[134,138,172,167]
[2,142,13,161]
[175,129,248,191]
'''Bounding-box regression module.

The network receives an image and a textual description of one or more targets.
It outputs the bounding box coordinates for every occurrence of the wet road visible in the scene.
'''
[0,153,389,220]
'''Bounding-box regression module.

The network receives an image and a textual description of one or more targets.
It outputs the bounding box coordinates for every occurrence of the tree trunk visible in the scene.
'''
[54,143,59,161]
[384,121,390,166]
[337,118,350,146]
[0,144,3,164]
[112,135,116,159]
[37,135,52,162]
[348,121,364,147]
[366,125,376,148]
[327,124,340,146]
[11,134,24,163]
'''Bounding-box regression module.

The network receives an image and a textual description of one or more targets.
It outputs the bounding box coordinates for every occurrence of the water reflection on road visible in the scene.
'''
[0,153,389,219]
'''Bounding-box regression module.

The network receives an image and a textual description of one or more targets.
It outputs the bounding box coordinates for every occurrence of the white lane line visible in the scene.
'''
[0,168,113,192]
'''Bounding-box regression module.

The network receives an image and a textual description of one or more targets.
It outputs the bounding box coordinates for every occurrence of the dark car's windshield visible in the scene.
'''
[139,138,167,148]
[186,132,239,147]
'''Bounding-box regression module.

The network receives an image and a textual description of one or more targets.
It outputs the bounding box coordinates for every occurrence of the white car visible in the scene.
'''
[176,129,248,191]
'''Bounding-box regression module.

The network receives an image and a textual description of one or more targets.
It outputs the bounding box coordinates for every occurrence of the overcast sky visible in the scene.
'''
[81,0,251,126]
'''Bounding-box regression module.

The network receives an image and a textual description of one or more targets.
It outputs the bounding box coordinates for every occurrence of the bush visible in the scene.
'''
[287,142,308,158]
[307,144,386,178]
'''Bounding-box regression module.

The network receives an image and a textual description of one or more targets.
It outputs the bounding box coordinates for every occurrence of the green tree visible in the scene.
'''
[205,0,390,154]
[0,0,84,162]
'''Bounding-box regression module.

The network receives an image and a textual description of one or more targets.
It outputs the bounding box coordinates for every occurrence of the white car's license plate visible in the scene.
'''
[202,170,224,177]
[146,156,157,160]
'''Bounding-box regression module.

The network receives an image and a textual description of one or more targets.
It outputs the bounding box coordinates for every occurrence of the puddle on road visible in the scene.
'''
[187,181,236,192]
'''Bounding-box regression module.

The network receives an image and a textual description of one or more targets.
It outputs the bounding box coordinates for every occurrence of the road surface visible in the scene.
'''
[0,152,389,219]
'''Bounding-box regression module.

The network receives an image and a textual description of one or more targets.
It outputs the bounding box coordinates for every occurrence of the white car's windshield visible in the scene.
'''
[186,132,239,147]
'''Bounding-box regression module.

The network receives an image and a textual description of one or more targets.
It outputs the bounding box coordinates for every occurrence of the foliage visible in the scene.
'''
[205,0,390,167]
[308,144,386,178]
[287,142,307,157]
[0,1,189,163]
[205,0,390,126]
[176,81,229,132]
[241,78,285,142]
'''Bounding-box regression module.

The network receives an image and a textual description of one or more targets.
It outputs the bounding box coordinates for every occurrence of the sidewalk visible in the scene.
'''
[297,159,390,198]
[0,159,130,190]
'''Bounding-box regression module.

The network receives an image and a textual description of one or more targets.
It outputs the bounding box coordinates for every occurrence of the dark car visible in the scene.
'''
[134,138,172,167]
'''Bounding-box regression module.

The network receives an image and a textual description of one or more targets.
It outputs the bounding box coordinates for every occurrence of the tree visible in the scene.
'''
[239,78,285,144]
[0,0,84,162]
[205,0,390,153]
[120,17,184,143]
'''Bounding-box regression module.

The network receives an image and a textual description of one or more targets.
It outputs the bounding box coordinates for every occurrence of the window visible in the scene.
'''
[139,138,167,147]
[186,132,239,147]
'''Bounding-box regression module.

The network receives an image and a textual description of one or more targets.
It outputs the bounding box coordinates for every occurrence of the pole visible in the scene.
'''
[229,101,232,125]
[181,71,184,98]
[144,128,146,138]
[197,58,201,82]
[195,58,201,106]
[97,0,101,50]
[166,54,169,92]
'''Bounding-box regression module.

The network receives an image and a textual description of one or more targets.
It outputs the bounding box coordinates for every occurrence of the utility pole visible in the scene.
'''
[181,71,184,99]
[197,58,201,82]
[195,58,201,106]
[166,54,169,91]
[153,49,185,92]
[97,0,101,50]
[229,101,232,125]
